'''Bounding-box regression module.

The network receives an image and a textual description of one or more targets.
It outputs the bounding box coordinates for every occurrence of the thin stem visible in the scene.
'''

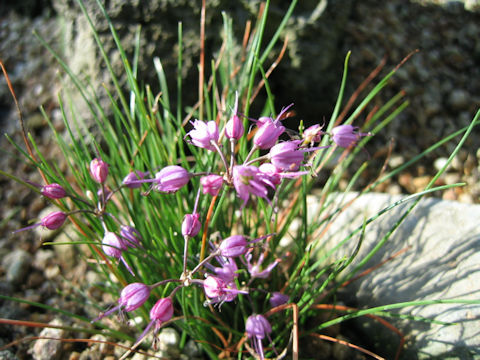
[244,145,259,164]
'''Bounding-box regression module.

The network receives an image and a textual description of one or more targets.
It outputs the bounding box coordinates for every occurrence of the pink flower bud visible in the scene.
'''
[203,275,225,300]
[41,211,67,230]
[102,231,126,258]
[200,174,224,196]
[41,183,67,199]
[331,124,370,148]
[246,314,272,340]
[225,92,244,139]
[120,225,142,248]
[269,140,305,171]
[119,282,151,312]
[182,213,201,237]
[218,235,248,257]
[269,292,289,307]
[185,120,219,151]
[90,158,109,183]
[153,166,190,193]
[122,171,148,189]
[150,297,174,324]
[253,120,285,150]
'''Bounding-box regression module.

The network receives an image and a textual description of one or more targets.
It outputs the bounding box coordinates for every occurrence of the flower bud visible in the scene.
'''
[269,292,289,308]
[90,158,109,184]
[269,140,305,171]
[102,231,126,258]
[122,170,148,189]
[253,120,285,150]
[41,211,67,230]
[200,174,224,196]
[225,92,244,140]
[182,213,201,237]
[218,235,248,258]
[153,166,190,193]
[331,124,370,148]
[41,183,67,199]
[119,282,151,312]
[246,314,272,340]
[150,297,174,323]
[120,225,142,248]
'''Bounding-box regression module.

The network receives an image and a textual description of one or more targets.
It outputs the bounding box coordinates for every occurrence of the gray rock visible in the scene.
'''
[158,327,180,357]
[0,350,19,360]
[2,249,32,286]
[30,318,65,360]
[316,192,480,359]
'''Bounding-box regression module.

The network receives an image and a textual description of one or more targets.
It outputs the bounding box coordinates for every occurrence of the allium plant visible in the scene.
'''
[3,0,479,359]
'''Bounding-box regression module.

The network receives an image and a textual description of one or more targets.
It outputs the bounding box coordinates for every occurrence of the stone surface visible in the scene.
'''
[2,249,32,286]
[315,192,480,359]
[30,318,65,360]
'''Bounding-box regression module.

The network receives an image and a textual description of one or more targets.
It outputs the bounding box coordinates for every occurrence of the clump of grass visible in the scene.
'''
[2,0,479,359]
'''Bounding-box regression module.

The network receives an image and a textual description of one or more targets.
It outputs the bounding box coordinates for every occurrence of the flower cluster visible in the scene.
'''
[14,95,371,358]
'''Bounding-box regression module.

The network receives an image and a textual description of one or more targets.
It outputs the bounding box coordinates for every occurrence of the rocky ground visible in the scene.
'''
[0,0,479,359]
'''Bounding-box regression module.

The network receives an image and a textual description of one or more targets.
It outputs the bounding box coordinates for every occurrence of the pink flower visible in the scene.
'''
[269,292,289,308]
[225,92,244,140]
[269,140,305,171]
[41,211,67,230]
[120,225,142,248]
[245,251,279,280]
[218,235,248,258]
[41,183,67,199]
[253,104,292,149]
[90,158,109,184]
[246,314,273,360]
[102,232,135,276]
[122,170,148,189]
[331,124,370,148]
[302,124,324,145]
[153,166,190,193]
[200,174,224,196]
[92,282,151,322]
[14,211,67,233]
[203,275,247,305]
[182,213,201,237]
[185,120,219,151]
[232,165,276,206]
[150,297,174,330]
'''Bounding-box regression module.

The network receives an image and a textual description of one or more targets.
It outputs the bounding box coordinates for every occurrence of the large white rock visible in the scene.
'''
[311,192,480,359]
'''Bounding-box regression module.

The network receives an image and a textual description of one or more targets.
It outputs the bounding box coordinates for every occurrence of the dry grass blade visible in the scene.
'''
[310,333,385,360]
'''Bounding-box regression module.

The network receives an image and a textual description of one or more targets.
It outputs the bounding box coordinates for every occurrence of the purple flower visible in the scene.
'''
[212,258,238,284]
[245,251,279,280]
[41,183,67,199]
[150,297,174,330]
[203,275,247,305]
[14,211,67,233]
[269,140,306,171]
[120,225,142,248]
[185,120,219,151]
[302,124,324,145]
[232,165,276,206]
[269,292,289,308]
[182,213,201,237]
[153,166,190,193]
[92,282,151,322]
[41,211,67,230]
[200,174,224,196]
[122,170,148,189]
[218,235,248,258]
[225,92,244,140]
[246,314,273,360]
[102,232,135,276]
[331,124,370,148]
[253,104,292,149]
[90,158,109,184]
[102,231,127,258]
